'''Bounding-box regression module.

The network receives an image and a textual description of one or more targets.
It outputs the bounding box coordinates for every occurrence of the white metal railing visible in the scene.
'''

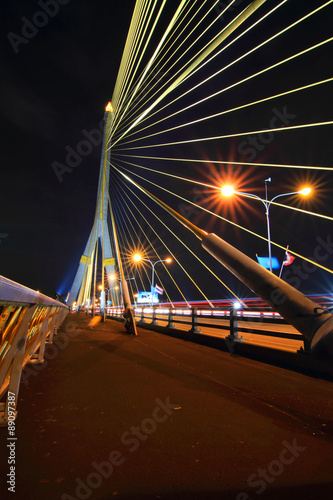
[106,305,306,351]
[0,275,69,426]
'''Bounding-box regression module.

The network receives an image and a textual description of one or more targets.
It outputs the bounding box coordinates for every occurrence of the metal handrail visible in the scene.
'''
[0,275,69,426]
[106,305,305,349]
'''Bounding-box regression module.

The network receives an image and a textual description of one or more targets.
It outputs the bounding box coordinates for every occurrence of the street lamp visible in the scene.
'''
[133,254,172,303]
[221,179,311,273]
[98,285,110,305]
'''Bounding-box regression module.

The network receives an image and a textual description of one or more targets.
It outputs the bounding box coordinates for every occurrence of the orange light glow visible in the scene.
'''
[133,254,142,262]
[221,185,234,197]
[105,101,113,112]
[300,187,311,196]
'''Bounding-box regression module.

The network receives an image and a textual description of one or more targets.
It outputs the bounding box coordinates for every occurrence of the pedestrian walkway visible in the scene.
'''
[1,314,333,500]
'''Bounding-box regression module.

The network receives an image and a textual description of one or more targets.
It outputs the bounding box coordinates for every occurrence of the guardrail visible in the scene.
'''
[0,276,69,426]
[106,305,307,352]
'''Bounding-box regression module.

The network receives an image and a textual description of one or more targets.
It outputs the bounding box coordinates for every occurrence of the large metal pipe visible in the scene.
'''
[201,233,333,359]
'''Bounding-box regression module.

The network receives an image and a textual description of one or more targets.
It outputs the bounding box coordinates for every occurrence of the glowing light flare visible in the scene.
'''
[165,258,172,263]
[190,158,266,234]
[105,102,113,112]
[119,240,151,271]
[300,187,311,196]
[221,185,234,197]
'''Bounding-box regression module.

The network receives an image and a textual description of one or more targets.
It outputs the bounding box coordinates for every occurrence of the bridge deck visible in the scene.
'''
[1,314,333,500]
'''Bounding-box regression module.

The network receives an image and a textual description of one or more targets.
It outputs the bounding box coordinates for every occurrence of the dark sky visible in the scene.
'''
[0,0,135,296]
[1,0,333,302]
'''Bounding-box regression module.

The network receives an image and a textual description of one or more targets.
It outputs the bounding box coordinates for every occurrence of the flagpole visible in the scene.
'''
[279,245,289,279]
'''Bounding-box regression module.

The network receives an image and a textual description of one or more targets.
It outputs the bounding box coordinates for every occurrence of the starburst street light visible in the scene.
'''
[133,254,172,302]
[221,185,234,197]
[221,180,311,273]
[300,187,311,195]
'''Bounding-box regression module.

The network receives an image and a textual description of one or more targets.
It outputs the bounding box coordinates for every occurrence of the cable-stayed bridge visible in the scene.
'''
[1,2,333,498]
[65,0,333,349]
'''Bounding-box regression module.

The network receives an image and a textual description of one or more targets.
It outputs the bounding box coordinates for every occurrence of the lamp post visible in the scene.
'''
[109,274,135,307]
[133,255,171,303]
[99,285,110,305]
[98,285,110,321]
[221,180,311,273]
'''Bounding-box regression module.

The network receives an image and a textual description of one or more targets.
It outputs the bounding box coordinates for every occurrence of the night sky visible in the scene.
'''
[1,0,135,296]
[1,0,333,302]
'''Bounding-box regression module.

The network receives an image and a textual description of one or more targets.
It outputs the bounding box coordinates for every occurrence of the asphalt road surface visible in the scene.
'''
[0,314,332,500]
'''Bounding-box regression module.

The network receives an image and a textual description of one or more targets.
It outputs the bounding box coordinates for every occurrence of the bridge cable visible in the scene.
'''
[112,166,333,276]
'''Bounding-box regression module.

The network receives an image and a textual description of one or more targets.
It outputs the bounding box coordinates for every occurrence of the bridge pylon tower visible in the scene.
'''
[68,102,120,312]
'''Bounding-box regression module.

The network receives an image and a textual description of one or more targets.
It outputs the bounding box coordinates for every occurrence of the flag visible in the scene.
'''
[283,250,295,266]
[155,285,164,295]
[256,256,280,269]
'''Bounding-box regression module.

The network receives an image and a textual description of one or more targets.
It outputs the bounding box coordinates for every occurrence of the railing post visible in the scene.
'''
[227,307,244,342]
[167,308,175,328]
[298,337,311,355]
[189,307,201,333]
[48,310,61,344]
[151,307,158,325]
[0,304,38,426]
[30,309,52,364]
